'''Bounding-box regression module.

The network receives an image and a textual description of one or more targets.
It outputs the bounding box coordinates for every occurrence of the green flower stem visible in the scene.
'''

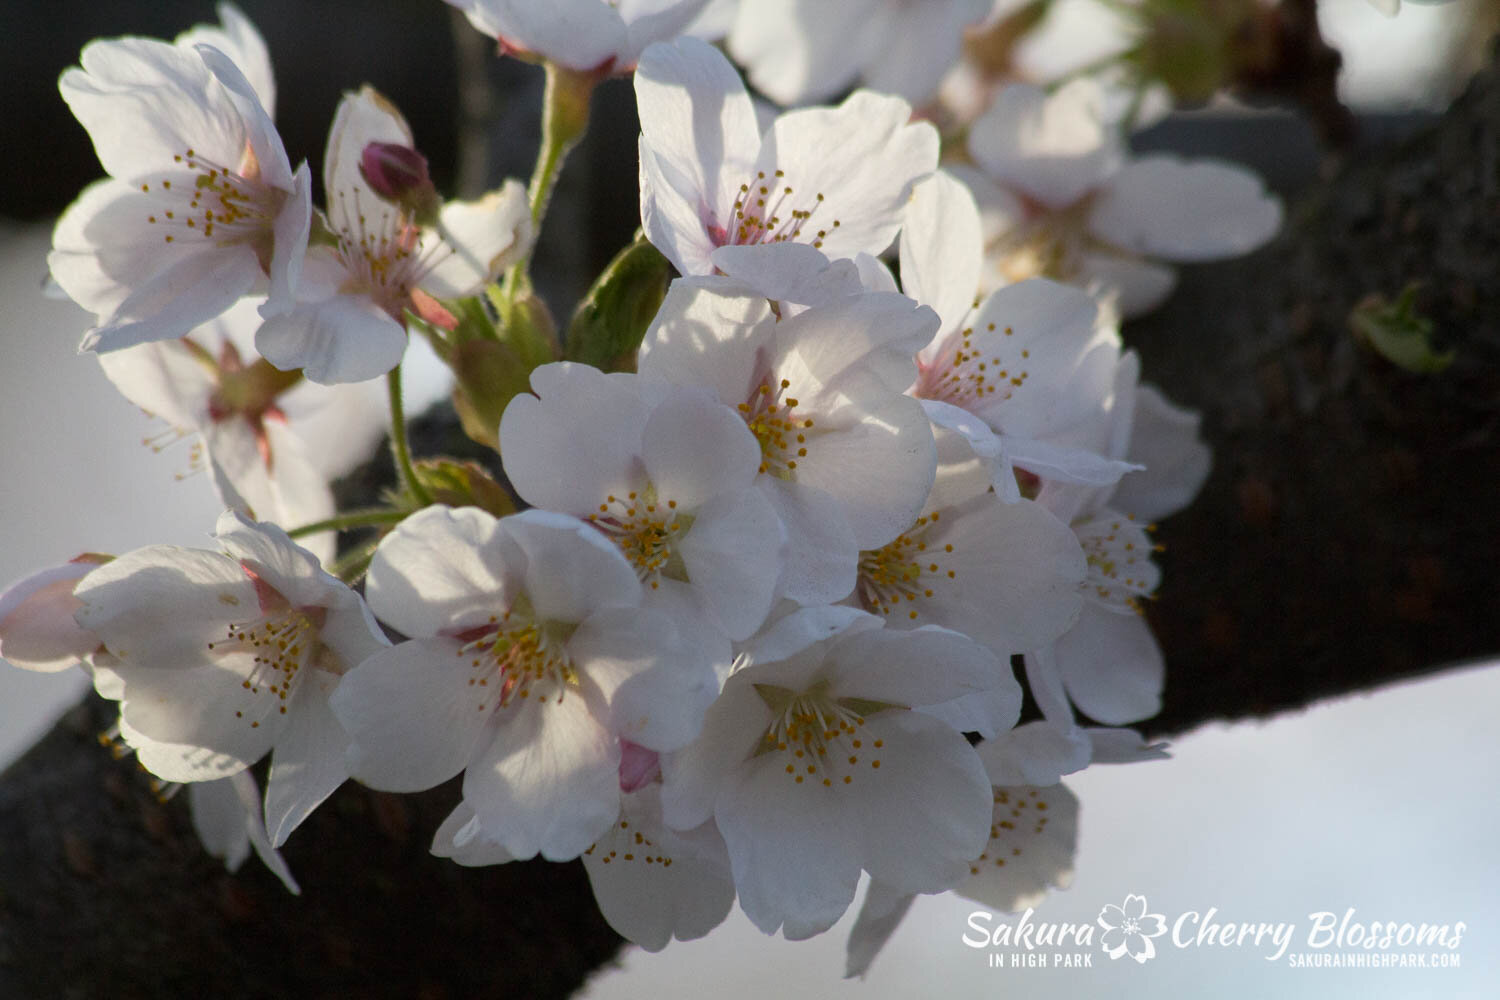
[387,364,433,506]
[285,508,409,539]
[514,61,597,278]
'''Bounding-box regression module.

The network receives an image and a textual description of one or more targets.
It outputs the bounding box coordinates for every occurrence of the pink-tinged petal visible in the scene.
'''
[967,80,1123,211]
[499,362,650,514]
[422,182,533,296]
[727,0,871,106]
[464,693,621,861]
[323,86,412,236]
[1054,605,1164,725]
[618,740,661,793]
[756,90,938,264]
[958,783,1078,913]
[571,606,717,752]
[255,293,407,385]
[677,487,784,641]
[364,505,514,637]
[708,243,866,308]
[264,668,348,845]
[504,510,644,624]
[850,711,991,895]
[583,784,734,951]
[210,509,327,607]
[1089,155,1282,262]
[901,172,982,345]
[641,388,761,509]
[659,679,773,831]
[176,4,276,116]
[331,636,495,791]
[638,277,775,405]
[975,721,1092,787]
[844,880,915,979]
[759,478,858,607]
[636,38,761,247]
[0,559,104,672]
[826,626,1002,710]
[718,750,864,939]
[1107,384,1212,522]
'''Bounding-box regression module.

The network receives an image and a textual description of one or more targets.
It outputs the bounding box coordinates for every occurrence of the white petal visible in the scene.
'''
[254,293,408,385]
[640,388,761,509]
[957,783,1078,912]
[1089,155,1282,262]
[677,488,784,641]
[658,678,773,831]
[638,277,775,405]
[967,80,1123,210]
[323,86,413,235]
[422,181,533,296]
[176,3,276,116]
[330,636,496,791]
[188,776,252,870]
[1075,250,1178,319]
[264,668,348,845]
[1054,605,1164,725]
[465,0,628,70]
[844,881,915,979]
[504,510,644,624]
[617,0,715,68]
[0,560,101,672]
[760,478,858,606]
[727,0,872,105]
[431,800,517,866]
[79,241,259,353]
[826,626,1003,710]
[364,504,514,638]
[975,721,1092,786]
[1086,727,1170,763]
[708,243,867,307]
[464,693,621,861]
[1005,435,1141,488]
[1106,384,1212,522]
[901,171,982,344]
[776,291,936,396]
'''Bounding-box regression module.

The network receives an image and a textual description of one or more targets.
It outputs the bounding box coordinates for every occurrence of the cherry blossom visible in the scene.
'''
[255,87,530,384]
[0,556,109,672]
[330,507,717,861]
[74,511,389,845]
[639,278,939,605]
[635,37,938,278]
[660,606,1002,938]
[961,79,1281,316]
[52,36,311,353]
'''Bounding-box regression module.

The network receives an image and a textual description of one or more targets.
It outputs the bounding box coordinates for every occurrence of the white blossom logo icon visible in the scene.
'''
[1097,894,1169,963]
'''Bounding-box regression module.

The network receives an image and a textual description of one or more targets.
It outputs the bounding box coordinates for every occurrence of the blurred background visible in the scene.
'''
[3,0,1496,995]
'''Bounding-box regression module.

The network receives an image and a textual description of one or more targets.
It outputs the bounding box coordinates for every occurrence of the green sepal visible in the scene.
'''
[411,458,517,519]
[1350,283,1456,375]
[564,236,671,373]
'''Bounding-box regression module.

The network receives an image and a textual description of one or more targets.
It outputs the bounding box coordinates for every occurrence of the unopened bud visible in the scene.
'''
[359,142,441,223]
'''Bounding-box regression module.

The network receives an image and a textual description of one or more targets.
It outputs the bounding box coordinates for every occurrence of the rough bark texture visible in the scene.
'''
[4,53,1499,1000]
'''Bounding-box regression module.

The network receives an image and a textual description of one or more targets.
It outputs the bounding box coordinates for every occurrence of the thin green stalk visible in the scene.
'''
[387,365,433,506]
[506,61,596,285]
[285,508,409,539]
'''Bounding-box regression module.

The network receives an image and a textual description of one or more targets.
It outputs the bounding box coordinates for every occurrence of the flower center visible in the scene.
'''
[856,511,958,621]
[1075,514,1159,613]
[708,169,840,250]
[587,489,691,589]
[457,611,577,712]
[140,146,281,250]
[754,682,894,789]
[738,377,814,481]
[913,321,1030,409]
[209,606,328,726]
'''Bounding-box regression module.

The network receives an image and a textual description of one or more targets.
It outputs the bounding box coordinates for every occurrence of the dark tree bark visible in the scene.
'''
[3,51,1499,1000]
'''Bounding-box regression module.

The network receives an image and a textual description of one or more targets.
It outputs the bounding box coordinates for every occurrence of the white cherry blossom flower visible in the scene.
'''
[962,79,1281,317]
[727,0,993,107]
[74,511,389,845]
[639,278,939,605]
[660,606,1001,939]
[52,37,312,353]
[256,87,530,384]
[98,298,340,563]
[446,0,712,73]
[635,37,938,278]
[500,362,785,647]
[330,506,717,861]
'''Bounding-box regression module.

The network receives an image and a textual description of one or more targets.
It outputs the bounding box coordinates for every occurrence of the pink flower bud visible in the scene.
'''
[0,555,110,672]
[359,141,443,226]
[618,740,661,792]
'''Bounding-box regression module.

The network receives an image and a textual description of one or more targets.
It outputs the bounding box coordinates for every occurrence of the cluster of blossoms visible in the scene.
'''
[3,0,1283,974]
